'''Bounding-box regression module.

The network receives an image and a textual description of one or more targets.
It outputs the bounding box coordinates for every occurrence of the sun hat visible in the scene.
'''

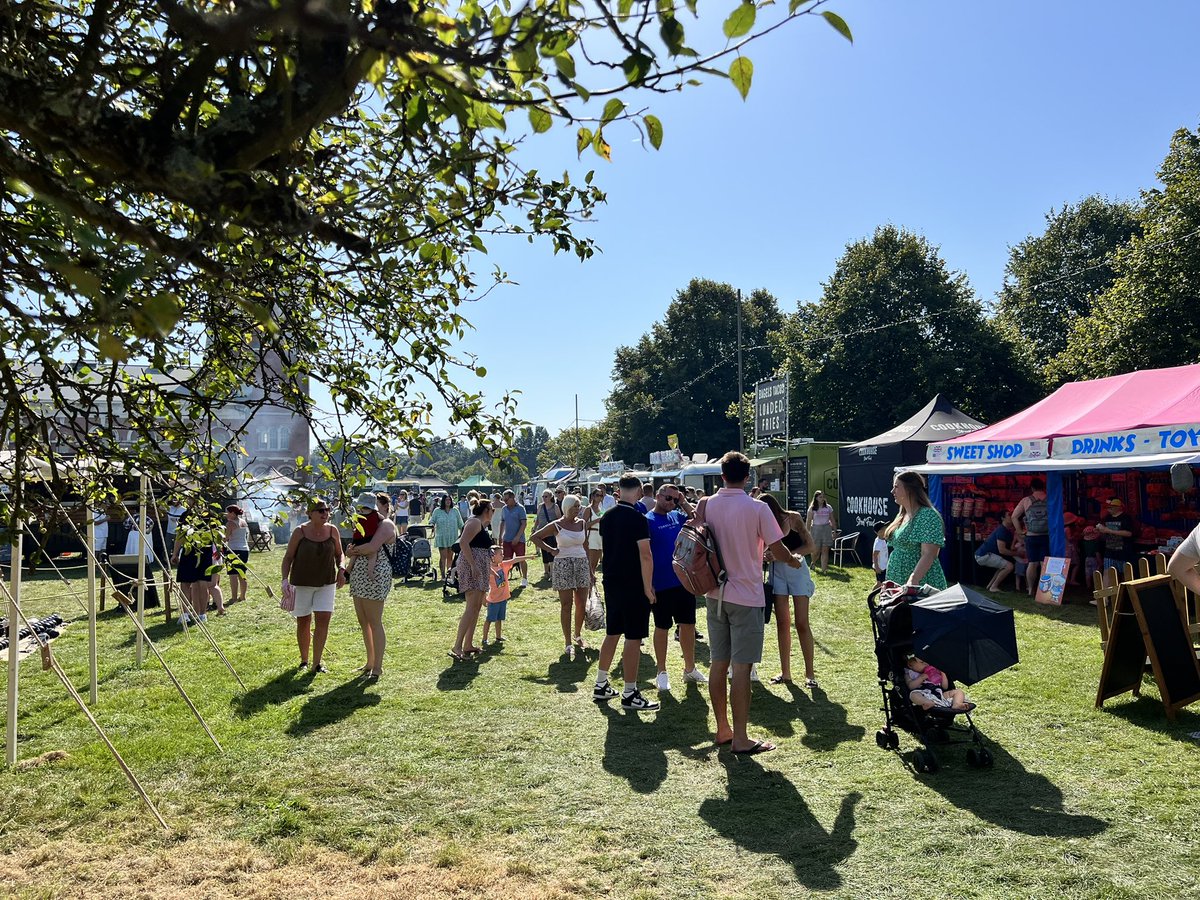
[354,491,378,509]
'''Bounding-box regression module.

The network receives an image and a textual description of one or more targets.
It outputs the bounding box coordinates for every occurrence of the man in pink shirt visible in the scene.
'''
[699,451,805,755]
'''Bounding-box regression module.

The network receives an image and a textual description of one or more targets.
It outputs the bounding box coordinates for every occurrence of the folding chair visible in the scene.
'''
[831,531,861,568]
[248,521,272,551]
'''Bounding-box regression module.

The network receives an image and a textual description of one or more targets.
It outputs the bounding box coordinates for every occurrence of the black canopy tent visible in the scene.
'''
[838,395,984,564]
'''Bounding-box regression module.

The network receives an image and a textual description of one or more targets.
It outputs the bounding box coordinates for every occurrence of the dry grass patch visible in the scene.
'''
[0,839,573,899]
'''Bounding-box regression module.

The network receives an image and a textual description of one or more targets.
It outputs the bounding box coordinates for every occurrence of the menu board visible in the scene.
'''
[787,456,809,513]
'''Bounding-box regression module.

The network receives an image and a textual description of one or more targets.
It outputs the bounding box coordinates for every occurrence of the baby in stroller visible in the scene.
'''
[904,654,975,713]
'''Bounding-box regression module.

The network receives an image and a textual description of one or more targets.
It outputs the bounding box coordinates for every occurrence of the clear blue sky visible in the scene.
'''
[397,1,1200,444]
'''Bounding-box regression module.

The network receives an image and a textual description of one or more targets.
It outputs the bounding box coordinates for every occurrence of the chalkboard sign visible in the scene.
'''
[1097,575,1200,720]
[787,456,809,514]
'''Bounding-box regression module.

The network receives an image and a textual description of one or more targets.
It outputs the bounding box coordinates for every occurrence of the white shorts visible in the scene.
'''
[292,583,336,617]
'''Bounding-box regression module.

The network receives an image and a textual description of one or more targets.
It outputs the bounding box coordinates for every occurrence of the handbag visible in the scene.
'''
[279,579,296,612]
[584,585,606,631]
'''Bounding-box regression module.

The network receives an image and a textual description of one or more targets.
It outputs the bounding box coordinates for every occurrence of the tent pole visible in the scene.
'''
[5,527,22,766]
[87,511,98,705]
[135,473,148,667]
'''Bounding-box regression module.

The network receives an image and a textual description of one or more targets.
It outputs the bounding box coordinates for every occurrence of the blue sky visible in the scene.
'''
[404,1,1200,443]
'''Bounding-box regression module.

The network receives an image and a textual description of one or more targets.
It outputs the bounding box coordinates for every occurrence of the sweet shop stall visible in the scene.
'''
[909,364,1200,590]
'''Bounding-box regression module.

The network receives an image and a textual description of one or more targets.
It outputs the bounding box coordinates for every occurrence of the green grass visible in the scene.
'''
[1,548,1199,898]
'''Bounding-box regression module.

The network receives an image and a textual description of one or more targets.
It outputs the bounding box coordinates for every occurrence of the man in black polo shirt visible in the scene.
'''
[593,474,659,711]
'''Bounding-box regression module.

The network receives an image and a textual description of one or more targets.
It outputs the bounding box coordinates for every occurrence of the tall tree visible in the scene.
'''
[0,0,854,516]
[1052,123,1200,382]
[605,280,783,463]
[776,226,1032,439]
[538,423,614,473]
[994,196,1141,380]
[513,426,551,477]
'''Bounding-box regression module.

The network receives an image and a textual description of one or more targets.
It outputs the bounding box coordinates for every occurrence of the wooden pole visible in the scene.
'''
[135,473,148,666]
[87,511,98,705]
[5,528,21,766]
[1,582,168,828]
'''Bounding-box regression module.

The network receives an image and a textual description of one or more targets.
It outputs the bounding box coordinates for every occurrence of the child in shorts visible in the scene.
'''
[481,547,534,646]
[872,522,889,583]
[904,654,975,712]
[1012,534,1028,592]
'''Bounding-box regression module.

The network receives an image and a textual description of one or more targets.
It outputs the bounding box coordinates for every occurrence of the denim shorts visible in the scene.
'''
[770,559,816,598]
[486,599,508,622]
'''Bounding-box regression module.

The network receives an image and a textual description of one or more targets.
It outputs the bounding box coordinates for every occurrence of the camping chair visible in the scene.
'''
[248,521,272,551]
[831,532,861,568]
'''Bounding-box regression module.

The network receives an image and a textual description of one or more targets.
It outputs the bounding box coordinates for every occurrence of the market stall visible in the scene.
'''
[838,395,983,564]
[913,364,1200,588]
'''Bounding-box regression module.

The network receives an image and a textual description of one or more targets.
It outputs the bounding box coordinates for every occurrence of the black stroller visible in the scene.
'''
[442,546,463,599]
[868,582,993,773]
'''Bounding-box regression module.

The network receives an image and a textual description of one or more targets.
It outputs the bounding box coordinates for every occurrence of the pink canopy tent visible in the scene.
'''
[914,364,1200,559]
[939,364,1200,444]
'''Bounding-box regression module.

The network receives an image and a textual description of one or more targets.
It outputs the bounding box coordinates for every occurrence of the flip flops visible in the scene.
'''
[733,740,777,756]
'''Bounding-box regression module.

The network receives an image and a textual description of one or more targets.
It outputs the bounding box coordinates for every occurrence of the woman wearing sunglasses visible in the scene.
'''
[280,498,346,672]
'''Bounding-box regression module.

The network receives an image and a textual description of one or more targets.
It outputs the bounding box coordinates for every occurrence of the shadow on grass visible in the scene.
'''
[599,687,713,793]
[1101,694,1200,741]
[285,676,380,736]
[436,644,506,691]
[522,648,599,693]
[749,683,866,751]
[922,741,1108,837]
[231,666,313,718]
[699,754,860,891]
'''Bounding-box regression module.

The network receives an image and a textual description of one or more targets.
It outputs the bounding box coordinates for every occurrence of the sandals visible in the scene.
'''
[805,677,819,688]
[447,649,464,661]
[769,674,792,685]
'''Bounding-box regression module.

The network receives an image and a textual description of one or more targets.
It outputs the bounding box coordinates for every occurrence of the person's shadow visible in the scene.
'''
[436,644,506,691]
[920,740,1108,837]
[522,648,599,693]
[600,685,713,793]
[788,683,866,752]
[699,754,860,891]
[231,666,313,718]
[285,677,380,736]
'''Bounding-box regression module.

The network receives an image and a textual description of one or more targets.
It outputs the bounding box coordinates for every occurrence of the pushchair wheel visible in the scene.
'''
[966,747,994,769]
[875,729,889,750]
[914,749,939,774]
[887,731,900,750]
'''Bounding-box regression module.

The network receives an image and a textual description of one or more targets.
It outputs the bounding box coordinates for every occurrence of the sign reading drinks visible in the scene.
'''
[1051,424,1200,460]
[926,438,1049,465]
[755,376,788,442]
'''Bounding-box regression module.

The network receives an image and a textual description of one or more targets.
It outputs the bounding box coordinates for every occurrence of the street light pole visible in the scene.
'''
[737,289,744,452]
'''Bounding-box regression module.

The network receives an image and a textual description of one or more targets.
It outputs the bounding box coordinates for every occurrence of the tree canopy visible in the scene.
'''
[774,225,1032,439]
[0,0,853,514]
[1052,123,1200,382]
[994,196,1141,382]
[604,279,782,463]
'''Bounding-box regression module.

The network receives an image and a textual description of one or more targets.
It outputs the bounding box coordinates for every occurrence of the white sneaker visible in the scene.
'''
[520,577,528,587]
[198,613,208,623]
[684,667,708,685]
[655,671,670,692]
[750,665,760,682]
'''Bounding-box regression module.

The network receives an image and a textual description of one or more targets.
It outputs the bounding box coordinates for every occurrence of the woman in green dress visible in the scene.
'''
[884,471,948,589]
[429,494,465,581]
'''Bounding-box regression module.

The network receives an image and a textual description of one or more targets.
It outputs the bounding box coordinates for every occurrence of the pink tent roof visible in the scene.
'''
[940,364,1200,444]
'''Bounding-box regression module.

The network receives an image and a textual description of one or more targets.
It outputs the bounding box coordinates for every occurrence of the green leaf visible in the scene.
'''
[729,56,753,99]
[723,3,756,38]
[660,16,685,54]
[602,98,625,124]
[621,53,652,84]
[143,292,182,336]
[787,0,808,12]
[528,107,552,133]
[618,0,634,16]
[576,126,593,157]
[475,366,487,377]
[644,114,663,150]
[593,130,612,161]
[821,10,853,42]
[554,52,576,80]
[365,53,388,86]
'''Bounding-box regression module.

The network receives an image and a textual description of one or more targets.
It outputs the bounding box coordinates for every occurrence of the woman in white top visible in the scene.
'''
[531,493,592,657]
[580,488,606,583]
[224,505,251,605]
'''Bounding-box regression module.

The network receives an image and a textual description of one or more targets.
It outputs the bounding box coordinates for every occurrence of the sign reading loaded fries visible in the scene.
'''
[755,376,789,444]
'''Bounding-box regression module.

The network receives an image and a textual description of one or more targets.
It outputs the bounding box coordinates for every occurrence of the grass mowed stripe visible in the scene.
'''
[2,552,1199,898]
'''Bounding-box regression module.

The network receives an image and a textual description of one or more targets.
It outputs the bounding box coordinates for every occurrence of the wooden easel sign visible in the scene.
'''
[1096,575,1200,720]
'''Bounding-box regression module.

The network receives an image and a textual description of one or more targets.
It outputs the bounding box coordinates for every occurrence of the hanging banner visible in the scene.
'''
[598,460,625,475]
[1051,424,1200,460]
[926,438,1049,465]
[755,376,788,443]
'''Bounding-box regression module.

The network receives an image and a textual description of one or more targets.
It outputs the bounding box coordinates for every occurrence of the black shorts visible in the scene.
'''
[226,549,250,575]
[603,585,651,640]
[652,584,698,630]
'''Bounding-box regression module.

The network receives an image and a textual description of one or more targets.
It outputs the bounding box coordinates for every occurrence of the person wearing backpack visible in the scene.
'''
[645,483,706,691]
[1011,477,1049,598]
[700,451,805,755]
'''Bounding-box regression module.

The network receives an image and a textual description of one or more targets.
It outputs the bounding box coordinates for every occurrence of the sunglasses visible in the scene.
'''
[312,507,330,513]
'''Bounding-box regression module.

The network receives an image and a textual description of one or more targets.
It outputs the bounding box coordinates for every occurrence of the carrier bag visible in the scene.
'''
[279,579,296,613]
[584,586,606,631]
[672,522,726,597]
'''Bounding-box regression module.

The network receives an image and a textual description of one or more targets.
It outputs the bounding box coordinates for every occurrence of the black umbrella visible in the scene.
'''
[910,584,1019,686]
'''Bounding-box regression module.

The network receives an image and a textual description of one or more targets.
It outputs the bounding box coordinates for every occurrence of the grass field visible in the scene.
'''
[2,544,1199,899]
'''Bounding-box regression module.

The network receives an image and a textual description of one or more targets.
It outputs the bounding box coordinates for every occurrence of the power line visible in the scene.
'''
[1023,224,1200,293]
